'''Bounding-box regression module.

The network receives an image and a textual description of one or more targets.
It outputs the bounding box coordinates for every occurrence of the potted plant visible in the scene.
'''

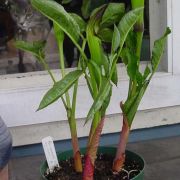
[16,0,170,179]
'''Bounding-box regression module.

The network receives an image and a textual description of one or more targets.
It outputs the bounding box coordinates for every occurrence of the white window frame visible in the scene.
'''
[1,0,180,146]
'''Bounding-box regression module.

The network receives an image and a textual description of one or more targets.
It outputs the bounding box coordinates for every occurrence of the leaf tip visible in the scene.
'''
[36,104,44,112]
[166,27,171,35]
[36,107,41,112]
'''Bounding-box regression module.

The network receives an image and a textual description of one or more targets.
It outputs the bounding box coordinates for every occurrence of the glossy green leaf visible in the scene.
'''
[136,70,143,87]
[85,81,111,124]
[112,25,120,53]
[87,34,103,66]
[86,6,105,66]
[31,0,80,44]
[88,60,102,89]
[90,4,107,20]
[70,13,86,32]
[127,53,138,80]
[121,47,138,80]
[123,91,138,114]
[81,0,108,19]
[85,74,94,98]
[109,8,143,80]
[81,0,91,19]
[101,54,109,76]
[151,27,171,74]
[53,22,64,43]
[118,7,144,52]
[101,3,125,28]
[124,28,171,127]
[127,80,149,126]
[120,48,128,65]
[111,65,118,86]
[143,65,151,80]
[125,31,136,53]
[38,70,83,111]
[101,85,112,116]
[97,28,113,42]
[15,40,46,57]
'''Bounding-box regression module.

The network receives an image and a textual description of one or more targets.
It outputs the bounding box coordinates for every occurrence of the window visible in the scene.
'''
[0,0,150,75]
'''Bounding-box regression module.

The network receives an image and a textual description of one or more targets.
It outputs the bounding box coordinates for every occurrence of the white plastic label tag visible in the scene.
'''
[42,136,59,172]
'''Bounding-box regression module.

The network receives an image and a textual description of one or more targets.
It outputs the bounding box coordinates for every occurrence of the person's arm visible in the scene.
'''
[0,117,12,180]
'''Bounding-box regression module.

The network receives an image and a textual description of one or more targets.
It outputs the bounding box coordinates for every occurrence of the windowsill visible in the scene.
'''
[0,66,180,128]
[0,62,172,91]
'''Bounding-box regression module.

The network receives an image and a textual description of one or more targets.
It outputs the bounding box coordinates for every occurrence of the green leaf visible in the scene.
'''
[127,80,149,126]
[88,60,102,89]
[81,0,108,19]
[81,0,91,19]
[125,31,136,52]
[101,85,112,116]
[70,13,86,32]
[101,54,109,76]
[53,22,64,43]
[127,53,138,80]
[123,91,139,115]
[118,7,144,52]
[136,70,143,87]
[112,25,120,53]
[15,40,46,57]
[85,81,111,124]
[86,6,105,66]
[97,28,113,42]
[101,3,125,28]
[120,48,128,65]
[121,47,138,80]
[151,27,171,74]
[143,65,151,80]
[109,8,144,80]
[87,34,103,66]
[38,70,83,111]
[31,0,80,44]
[62,0,72,4]
[124,28,171,127]
[111,65,118,86]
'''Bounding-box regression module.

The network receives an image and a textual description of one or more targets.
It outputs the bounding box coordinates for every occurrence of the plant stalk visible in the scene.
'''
[87,111,101,146]
[83,117,105,180]
[58,41,71,110]
[112,103,130,172]
[113,1,145,172]
[69,115,83,172]
[72,39,87,117]
[57,32,82,172]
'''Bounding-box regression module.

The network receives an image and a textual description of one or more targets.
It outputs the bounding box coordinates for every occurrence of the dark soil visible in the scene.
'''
[45,153,143,180]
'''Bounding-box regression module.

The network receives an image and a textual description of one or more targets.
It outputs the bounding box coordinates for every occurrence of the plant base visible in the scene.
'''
[40,147,145,180]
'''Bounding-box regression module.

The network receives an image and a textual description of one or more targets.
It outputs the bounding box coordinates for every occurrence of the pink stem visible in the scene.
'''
[83,117,105,180]
[113,103,130,172]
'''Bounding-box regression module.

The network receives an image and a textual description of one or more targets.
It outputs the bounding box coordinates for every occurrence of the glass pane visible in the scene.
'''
[0,0,150,75]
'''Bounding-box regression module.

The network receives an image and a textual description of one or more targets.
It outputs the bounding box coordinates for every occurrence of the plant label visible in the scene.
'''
[42,136,59,172]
